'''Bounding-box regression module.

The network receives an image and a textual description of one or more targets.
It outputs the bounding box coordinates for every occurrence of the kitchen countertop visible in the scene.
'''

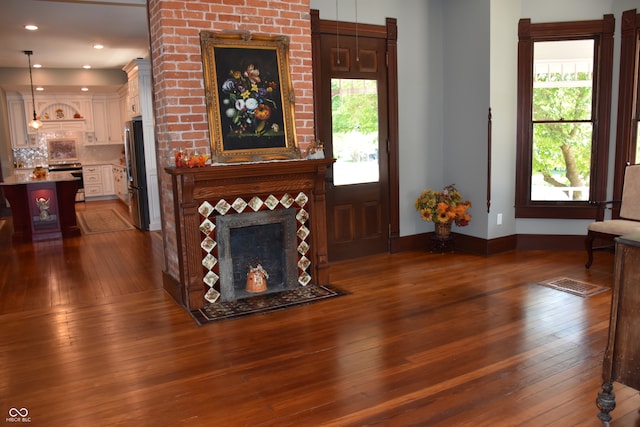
[1,171,80,185]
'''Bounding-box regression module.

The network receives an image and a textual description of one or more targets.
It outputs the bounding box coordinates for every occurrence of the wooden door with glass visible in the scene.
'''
[312,13,397,262]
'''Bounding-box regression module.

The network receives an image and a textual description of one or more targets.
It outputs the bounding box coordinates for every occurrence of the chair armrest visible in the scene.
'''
[588,199,622,221]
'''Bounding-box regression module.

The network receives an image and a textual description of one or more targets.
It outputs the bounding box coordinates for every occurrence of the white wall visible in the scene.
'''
[488,0,519,239]
[442,0,491,239]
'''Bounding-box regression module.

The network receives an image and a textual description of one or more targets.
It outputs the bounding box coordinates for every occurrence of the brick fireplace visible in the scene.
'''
[164,159,332,311]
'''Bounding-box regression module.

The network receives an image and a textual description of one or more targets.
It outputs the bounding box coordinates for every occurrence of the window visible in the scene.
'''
[515,15,614,219]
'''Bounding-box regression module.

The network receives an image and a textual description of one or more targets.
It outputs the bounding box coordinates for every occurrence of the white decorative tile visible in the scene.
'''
[202,253,217,270]
[298,271,311,286]
[198,201,214,217]
[215,199,231,215]
[298,240,309,255]
[296,209,309,224]
[280,193,294,208]
[232,198,247,213]
[248,196,264,211]
[297,256,310,271]
[295,192,308,207]
[201,236,216,252]
[204,287,220,303]
[297,225,310,241]
[264,194,279,210]
[203,271,219,287]
[200,218,215,236]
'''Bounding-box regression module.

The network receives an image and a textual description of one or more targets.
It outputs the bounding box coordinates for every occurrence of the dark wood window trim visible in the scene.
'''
[515,15,615,219]
[612,9,640,219]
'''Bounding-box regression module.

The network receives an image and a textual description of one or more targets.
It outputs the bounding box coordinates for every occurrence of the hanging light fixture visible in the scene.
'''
[23,50,42,130]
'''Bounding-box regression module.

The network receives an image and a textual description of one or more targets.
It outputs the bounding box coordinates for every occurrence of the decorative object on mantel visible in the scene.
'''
[415,184,472,240]
[200,31,300,163]
[306,140,325,160]
[174,149,210,168]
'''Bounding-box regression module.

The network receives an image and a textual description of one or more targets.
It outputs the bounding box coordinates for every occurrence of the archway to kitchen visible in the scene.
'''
[0,0,159,232]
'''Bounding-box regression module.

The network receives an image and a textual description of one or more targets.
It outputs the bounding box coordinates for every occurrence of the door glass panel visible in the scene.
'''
[331,78,379,186]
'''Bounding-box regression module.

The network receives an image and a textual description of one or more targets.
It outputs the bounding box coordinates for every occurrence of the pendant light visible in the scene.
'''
[23,50,42,130]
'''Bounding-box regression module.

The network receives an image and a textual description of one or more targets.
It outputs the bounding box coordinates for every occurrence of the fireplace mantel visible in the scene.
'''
[164,159,333,310]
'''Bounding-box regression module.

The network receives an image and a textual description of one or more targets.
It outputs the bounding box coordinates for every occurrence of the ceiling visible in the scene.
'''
[0,0,150,91]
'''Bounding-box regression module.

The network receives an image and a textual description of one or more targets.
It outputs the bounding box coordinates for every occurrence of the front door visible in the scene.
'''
[312,14,396,262]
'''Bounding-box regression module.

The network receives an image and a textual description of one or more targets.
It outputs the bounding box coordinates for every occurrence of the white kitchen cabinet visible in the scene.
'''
[101,165,115,195]
[83,165,103,197]
[90,95,123,145]
[83,165,115,199]
[6,95,34,148]
[125,65,140,118]
[112,165,128,203]
[25,95,93,133]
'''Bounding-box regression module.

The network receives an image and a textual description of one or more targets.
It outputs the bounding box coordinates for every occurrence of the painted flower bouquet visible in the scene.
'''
[220,64,282,136]
[415,184,472,226]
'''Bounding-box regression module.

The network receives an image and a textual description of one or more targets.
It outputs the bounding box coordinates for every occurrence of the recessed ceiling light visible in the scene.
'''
[82,65,91,69]
[36,87,44,91]
[33,64,42,68]
[81,87,89,92]
[93,44,104,49]
[24,25,38,31]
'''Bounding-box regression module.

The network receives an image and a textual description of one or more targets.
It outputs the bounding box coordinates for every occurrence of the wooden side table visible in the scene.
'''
[596,232,640,425]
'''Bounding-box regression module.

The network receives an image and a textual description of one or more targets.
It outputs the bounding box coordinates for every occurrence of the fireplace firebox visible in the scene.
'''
[217,209,298,301]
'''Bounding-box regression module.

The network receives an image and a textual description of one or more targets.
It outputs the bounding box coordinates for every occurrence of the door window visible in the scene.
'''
[331,78,379,186]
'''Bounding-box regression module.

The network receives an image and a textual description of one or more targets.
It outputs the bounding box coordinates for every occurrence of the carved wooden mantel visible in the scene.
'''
[165,159,333,311]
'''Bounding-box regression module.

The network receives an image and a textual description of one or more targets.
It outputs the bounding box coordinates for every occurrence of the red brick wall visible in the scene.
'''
[147,0,314,279]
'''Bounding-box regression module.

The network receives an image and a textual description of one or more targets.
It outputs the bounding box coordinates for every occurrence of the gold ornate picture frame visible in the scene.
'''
[200,31,300,163]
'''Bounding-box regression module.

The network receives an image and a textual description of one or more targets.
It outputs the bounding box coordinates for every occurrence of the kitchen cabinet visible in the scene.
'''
[596,232,640,424]
[128,72,140,118]
[112,165,128,203]
[101,165,115,195]
[0,174,81,242]
[25,95,93,133]
[6,95,36,148]
[90,95,123,145]
[83,165,115,199]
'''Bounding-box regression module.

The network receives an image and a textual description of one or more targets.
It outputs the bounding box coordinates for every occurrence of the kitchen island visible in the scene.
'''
[1,171,81,242]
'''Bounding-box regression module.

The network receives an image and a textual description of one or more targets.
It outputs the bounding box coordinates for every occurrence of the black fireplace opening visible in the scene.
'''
[217,209,298,301]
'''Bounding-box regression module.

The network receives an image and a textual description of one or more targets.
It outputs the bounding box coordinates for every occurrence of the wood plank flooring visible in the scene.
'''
[0,200,638,426]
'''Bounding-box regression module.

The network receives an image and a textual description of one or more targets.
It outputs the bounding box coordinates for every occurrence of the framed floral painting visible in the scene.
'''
[200,31,300,163]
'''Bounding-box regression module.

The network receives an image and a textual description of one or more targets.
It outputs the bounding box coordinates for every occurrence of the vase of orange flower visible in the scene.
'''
[415,184,472,240]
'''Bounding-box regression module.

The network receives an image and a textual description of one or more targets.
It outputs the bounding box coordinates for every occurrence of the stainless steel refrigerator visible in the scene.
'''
[124,118,150,230]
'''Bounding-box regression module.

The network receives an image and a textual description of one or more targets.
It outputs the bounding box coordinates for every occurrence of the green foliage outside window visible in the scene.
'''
[532,71,593,200]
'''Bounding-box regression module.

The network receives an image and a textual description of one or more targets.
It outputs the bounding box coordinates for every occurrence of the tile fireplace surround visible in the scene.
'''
[164,159,333,311]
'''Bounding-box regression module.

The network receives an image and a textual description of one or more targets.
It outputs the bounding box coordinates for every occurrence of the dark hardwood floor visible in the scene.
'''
[0,199,638,426]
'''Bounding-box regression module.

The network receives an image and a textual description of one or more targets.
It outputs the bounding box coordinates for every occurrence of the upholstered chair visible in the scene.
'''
[585,164,640,268]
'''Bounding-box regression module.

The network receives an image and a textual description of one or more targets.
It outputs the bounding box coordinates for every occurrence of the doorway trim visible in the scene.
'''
[310,10,400,253]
